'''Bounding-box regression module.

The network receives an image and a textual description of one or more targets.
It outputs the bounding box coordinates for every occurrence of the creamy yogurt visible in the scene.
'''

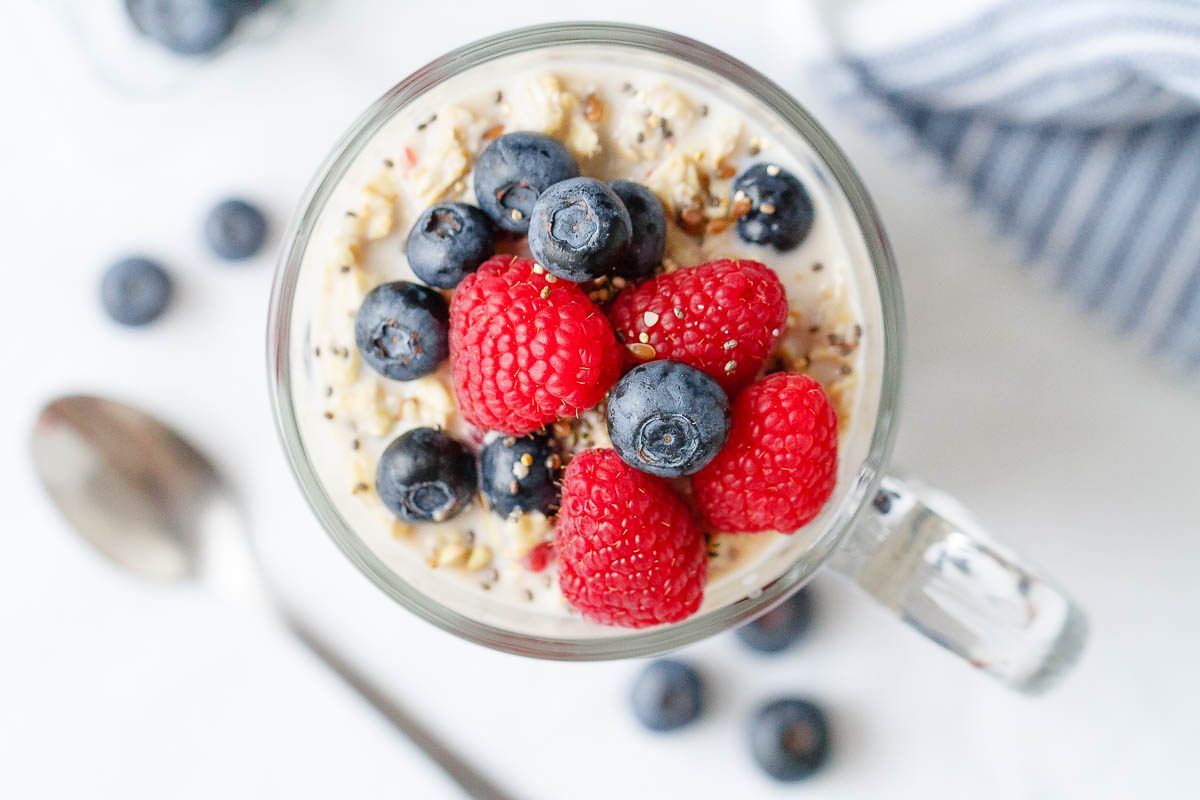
[290,47,881,637]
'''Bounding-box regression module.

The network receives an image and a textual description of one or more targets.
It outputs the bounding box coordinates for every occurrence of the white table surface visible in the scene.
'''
[2,2,1198,798]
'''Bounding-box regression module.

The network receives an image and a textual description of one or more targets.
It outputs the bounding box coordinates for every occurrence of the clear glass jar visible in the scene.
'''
[268,22,1084,691]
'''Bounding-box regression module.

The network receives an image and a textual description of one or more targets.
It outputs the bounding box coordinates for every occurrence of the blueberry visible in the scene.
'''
[733,163,815,251]
[749,698,830,782]
[736,586,814,653]
[473,132,579,233]
[204,198,267,260]
[630,660,704,732]
[529,178,632,282]
[405,202,495,289]
[376,428,476,523]
[479,432,561,518]
[609,180,665,279]
[100,257,173,326]
[125,0,237,56]
[607,361,730,478]
[354,282,449,381]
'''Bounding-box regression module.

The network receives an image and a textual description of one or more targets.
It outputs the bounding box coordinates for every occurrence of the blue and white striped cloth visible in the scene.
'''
[826,0,1200,372]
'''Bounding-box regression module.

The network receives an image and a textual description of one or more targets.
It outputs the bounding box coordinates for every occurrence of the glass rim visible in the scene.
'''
[267,21,904,660]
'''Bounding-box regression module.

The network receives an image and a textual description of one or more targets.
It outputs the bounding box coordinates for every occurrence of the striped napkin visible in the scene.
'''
[822,0,1200,372]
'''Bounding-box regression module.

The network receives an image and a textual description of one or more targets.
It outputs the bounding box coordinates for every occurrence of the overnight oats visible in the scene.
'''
[283,40,885,640]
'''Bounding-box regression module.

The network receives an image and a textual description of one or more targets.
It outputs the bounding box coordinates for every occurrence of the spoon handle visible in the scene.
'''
[278,607,518,800]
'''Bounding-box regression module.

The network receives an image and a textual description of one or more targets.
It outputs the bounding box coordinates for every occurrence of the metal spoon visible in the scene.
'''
[31,394,514,800]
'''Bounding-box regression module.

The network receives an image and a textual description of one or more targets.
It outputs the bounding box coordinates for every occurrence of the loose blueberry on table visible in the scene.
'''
[205,198,268,261]
[528,177,632,282]
[735,586,814,653]
[472,132,579,233]
[478,432,561,518]
[405,202,495,289]
[749,697,831,782]
[376,427,476,523]
[100,257,173,326]
[733,163,815,251]
[630,659,705,732]
[354,281,449,381]
[125,0,272,56]
[607,361,730,478]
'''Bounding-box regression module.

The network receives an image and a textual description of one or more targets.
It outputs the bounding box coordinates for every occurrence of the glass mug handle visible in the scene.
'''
[827,476,1087,693]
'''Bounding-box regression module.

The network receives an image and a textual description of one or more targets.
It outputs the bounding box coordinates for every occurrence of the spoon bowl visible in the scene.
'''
[32,395,218,581]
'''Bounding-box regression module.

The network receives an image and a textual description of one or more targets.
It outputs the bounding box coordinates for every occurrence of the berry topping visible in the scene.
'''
[607,361,729,478]
[354,281,449,381]
[204,198,267,260]
[631,659,705,732]
[735,586,814,653]
[528,178,632,282]
[478,432,561,518]
[607,259,788,394]
[405,202,495,289]
[126,0,237,56]
[375,427,476,523]
[609,180,666,280]
[521,541,555,573]
[733,163,815,251]
[556,449,706,628]
[449,256,621,435]
[749,698,831,782]
[693,373,838,533]
[100,257,173,326]
[473,132,579,233]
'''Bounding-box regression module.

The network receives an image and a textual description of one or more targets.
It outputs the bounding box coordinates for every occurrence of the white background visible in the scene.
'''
[2,2,1198,798]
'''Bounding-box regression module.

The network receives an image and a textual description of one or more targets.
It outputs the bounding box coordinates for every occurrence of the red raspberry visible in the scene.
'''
[522,541,555,573]
[449,256,621,435]
[692,373,838,533]
[557,449,707,628]
[607,259,788,394]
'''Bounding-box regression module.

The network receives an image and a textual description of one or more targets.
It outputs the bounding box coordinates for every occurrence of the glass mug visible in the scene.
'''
[268,22,1085,692]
